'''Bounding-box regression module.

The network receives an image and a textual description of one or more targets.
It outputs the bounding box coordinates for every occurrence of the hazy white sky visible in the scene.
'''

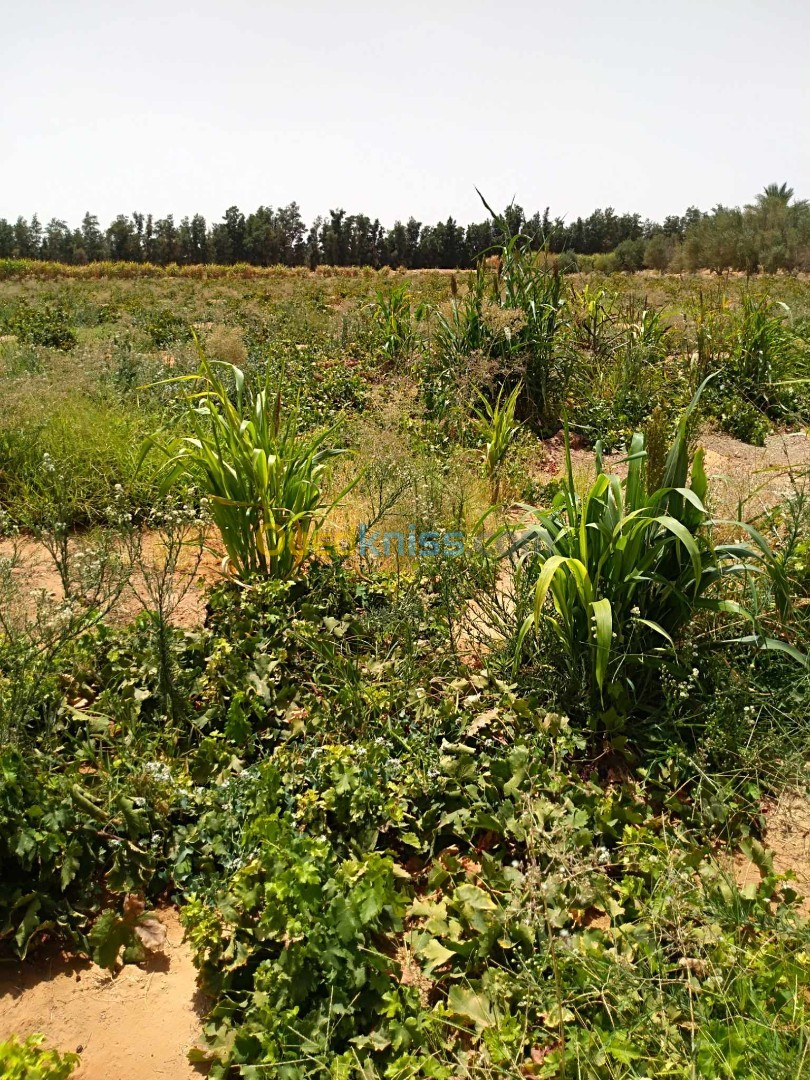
[2,0,807,228]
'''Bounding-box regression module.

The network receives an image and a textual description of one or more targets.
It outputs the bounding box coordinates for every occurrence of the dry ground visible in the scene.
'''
[734,792,810,916]
[0,909,207,1079]
[0,529,226,630]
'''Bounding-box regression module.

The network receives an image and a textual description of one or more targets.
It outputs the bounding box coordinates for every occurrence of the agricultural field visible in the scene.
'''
[1,251,810,1079]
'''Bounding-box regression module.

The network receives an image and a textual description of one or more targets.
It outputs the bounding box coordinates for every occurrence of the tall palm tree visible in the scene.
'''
[759,182,794,205]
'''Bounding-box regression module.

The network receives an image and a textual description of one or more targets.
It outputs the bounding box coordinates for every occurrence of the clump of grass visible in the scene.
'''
[0,396,159,527]
[370,283,425,359]
[145,348,352,579]
[430,198,570,434]
[513,379,802,726]
[733,294,792,398]
[473,381,522,504]
[696,292,810,445]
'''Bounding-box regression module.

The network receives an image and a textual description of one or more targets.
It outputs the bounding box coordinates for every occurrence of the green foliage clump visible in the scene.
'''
[183,814,406,1073]
[567,289,681,451]
[147,352,350,578]
[0,400,159,527]
[0,1035,78,1080]
[143,307,192,347]
[258,339,368,427]
[370,282,425,359]
[3,303,77,350]
[430,230,571,434]
[172,655,810,1079]
[702,294,810,445]
[515,387,801,724]
[0,746,168,957]
[474,381,522,503]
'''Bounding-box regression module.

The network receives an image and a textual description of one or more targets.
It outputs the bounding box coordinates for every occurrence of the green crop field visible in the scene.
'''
[2,248,810,1079]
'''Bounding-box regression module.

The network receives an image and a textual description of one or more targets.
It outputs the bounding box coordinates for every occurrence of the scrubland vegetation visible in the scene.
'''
[2,231,810,1078]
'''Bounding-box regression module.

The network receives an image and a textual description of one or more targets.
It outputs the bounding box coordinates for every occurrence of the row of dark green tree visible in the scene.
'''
[0,185,807,271]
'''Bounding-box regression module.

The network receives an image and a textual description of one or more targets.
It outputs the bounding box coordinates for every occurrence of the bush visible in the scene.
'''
[183,813,407,1072]
[714,395,771,445]
[613,237,645,271]
[432,234,571,433]
[0,747,165,956]
[556,249,580,273]
[144,307,191,347]
[644,232,674,271]
[5,304,77,350]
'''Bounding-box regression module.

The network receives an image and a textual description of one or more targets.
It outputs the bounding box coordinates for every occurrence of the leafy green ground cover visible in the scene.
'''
[1,256,810,1078]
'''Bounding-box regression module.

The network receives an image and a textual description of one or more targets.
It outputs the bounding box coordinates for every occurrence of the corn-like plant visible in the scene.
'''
[370,284,425,359]
[729,293,794,414]
[574,284,620,359]
[689,288,730,390]
[513,379,801,724]
[431,193,571,433]
[473,382,522,504]
[144,350,351,579]
[497,233,569,432]
[627,301,671,360]
[432,272,489,363]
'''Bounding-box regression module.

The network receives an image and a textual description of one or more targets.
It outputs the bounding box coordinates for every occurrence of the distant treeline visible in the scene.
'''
[1,184,807,272]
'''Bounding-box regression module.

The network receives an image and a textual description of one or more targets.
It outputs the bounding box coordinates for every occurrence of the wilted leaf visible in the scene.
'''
[89,909,132,970]
[134,915,168,952]
[454,884,497,911]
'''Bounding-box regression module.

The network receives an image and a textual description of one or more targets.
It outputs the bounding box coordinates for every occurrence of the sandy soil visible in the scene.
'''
[696,429,810,520]
[734,792,810,915]
[0,530,226,630]
[0,909,208,1079]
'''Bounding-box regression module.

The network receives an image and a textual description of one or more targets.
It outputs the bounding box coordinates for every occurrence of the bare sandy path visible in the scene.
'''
[0,908,207,1079]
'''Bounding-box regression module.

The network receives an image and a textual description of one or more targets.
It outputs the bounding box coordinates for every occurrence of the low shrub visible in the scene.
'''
[143,307,192,347]
[3,303,77,350]
[0,747,166,957]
